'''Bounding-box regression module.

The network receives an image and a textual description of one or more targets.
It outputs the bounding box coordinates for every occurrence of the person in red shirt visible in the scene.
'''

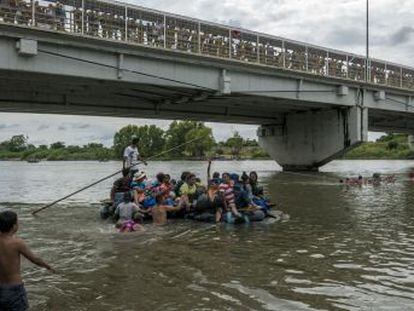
[219,172,242,218]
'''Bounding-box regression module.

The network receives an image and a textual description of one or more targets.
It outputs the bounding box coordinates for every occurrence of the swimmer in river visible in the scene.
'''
[0,210,55,310]
[152,194,185,226]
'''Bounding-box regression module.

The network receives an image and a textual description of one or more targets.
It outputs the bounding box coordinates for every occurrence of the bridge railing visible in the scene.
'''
[1,0,414,91]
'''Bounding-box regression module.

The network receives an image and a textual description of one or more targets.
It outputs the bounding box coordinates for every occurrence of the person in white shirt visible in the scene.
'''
[123,137,146,172]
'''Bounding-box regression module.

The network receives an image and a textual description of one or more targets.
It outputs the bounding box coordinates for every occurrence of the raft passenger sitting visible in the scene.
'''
[249,171,264,196]
[194,181,224,223]
[219,173,242,219]
[207,160,222,184]
[174,171,191,197]
[179,173,199,209]
[110,168,131,212]
[130,171,151,207]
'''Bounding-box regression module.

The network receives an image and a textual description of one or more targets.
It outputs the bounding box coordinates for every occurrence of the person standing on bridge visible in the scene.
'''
[123,137,146,176]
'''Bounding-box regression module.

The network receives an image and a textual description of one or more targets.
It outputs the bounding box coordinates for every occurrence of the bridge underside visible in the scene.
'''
[0,69,339,124]
[2,70,414,135]
[1,25,414,170]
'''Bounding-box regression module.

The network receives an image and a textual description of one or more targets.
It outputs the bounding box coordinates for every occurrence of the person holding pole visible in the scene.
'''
[123,136,147,175]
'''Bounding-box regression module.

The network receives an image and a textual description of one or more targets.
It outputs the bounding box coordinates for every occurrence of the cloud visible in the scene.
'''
[37,124,49,130]
[0,124,19,129]
[389,26,414,45]
[71,123,91,129]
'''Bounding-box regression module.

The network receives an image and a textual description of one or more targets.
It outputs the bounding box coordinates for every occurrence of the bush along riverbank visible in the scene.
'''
[344,134,414,160]
[0,122,270,161]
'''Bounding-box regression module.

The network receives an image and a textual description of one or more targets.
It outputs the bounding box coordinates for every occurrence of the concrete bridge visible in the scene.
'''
[0,0,414,170]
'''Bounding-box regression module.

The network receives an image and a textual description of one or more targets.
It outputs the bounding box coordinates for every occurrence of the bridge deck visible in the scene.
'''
[0,0,413,92]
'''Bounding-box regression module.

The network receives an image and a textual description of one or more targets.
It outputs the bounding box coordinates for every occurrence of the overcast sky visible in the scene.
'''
[1,0,412,146]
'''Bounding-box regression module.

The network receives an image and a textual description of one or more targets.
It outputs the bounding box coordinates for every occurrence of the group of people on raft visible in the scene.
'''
[101,136,275,232]
[104,165,274,232]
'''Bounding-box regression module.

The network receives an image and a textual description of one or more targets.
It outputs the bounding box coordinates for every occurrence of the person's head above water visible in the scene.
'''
[222,172,231,182]
[134,171,147,181]
[131,136,139,146]
[123,192,132,203]
[230,173,239,183]
[249,171,258,183]
[186,174,196,185]
[181,171,191,181]
[122,168,130,177]
[156,172,166,183]
[212,172,220,179]
[0,210,18,234]
[155,193,164,205]
[164,174,171,183]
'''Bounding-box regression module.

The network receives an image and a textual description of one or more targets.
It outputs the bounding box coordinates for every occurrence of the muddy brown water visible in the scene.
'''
[1,160,414,310]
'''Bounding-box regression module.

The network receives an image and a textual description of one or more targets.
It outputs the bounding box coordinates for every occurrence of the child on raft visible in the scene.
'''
[114,192,145,232]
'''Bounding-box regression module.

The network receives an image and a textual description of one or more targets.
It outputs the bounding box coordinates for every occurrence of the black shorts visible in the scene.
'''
[0,283,29,311]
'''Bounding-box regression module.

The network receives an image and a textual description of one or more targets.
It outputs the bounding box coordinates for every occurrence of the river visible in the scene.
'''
[1,160,414,310]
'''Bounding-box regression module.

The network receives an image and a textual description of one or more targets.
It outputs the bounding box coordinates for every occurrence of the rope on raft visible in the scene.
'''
[31,135,207,216]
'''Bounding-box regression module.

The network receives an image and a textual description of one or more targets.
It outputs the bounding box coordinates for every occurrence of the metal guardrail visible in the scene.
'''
[1,0,413,91]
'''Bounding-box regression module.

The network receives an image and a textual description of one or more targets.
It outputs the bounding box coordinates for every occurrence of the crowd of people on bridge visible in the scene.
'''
[2,0,412,88]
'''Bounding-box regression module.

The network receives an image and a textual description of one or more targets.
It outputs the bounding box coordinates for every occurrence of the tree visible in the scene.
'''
[84,143,104,149]
[50,142,66,149]
[243,139,259,147]
[225,131,244,158]
[185,124,215,158]
[113,124,165,158]
[0,135,28,152]
[165,121,201,157]
[387,141,399,150]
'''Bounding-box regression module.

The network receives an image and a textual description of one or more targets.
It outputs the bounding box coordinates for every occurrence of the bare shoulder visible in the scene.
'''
[13,237,27,249]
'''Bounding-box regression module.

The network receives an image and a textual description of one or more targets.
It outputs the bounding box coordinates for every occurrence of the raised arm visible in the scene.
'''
[207,160,212,183]
[18,240,55,272]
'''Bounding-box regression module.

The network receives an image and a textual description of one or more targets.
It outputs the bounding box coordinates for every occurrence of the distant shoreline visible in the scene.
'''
[0,158,272,162]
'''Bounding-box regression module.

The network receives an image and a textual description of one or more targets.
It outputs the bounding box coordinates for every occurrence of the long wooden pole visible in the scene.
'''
[32,135,206,215]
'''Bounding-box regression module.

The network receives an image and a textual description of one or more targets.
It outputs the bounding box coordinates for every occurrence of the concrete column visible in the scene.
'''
[408,135,414,150]
[258,106,368,171]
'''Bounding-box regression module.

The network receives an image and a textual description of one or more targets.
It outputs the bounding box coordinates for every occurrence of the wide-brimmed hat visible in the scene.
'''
[134,171,146,180]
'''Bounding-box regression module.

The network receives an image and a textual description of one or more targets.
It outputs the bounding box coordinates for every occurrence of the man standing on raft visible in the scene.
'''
[123,136,147,176]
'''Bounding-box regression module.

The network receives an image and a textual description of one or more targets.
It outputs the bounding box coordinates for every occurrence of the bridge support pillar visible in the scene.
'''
[258,107,368,171]
[408,135,414,151]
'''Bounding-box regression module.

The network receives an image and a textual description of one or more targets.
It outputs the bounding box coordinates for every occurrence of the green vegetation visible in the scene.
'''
[2,128,412,162]
[0,122,269,161]
[345,133,414,159]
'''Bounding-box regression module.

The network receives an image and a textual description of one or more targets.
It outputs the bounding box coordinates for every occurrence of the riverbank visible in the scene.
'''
[1,132,412,161]
[344,134,414,160]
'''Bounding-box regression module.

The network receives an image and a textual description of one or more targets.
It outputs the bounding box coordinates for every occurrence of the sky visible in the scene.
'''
[1,0,413,146]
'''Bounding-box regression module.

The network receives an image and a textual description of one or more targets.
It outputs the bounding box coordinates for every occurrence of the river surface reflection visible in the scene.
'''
[1,160,414,310]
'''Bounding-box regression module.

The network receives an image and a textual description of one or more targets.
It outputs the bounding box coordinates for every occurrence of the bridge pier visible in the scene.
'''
[258,107,368,171]
[408,135,414,151]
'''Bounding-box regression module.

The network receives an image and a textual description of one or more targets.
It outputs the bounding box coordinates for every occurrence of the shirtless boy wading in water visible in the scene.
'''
[0,210,55,310]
